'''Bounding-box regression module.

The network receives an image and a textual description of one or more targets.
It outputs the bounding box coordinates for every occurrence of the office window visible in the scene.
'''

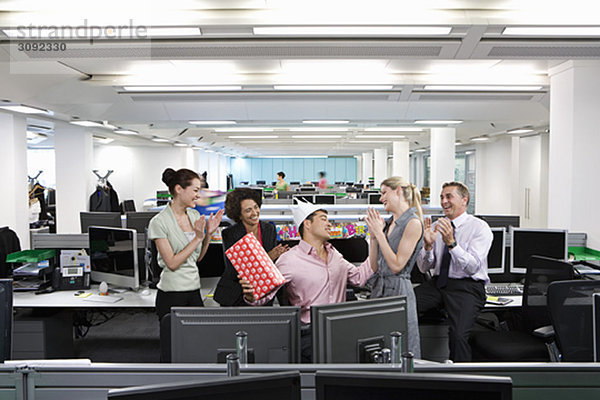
[455,151,476,215]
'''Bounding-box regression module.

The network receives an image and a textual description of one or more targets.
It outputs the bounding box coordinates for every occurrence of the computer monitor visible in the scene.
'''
[311,296,408,363]
[368,193,382,205]
[121,200,136,213]
[89,226,140,290]
[80,211,121,233]
[277,191,293,199]
[487,228,506,275]
[510,228,568,274]
[315,194,335,205]
[298,186,317,192]
[170,307,301,363]
[329,238,368,263]
[0,279,12,362]
[126,211,158,233]
[292,194,314,204]
[315,371,512,400]
[476,215,520,230]
[594,293,600,362]
[289,181,300,185]
[256,180,266,185]
[108,371,301,400]
[196,243,226,278]
[252,188,263,200]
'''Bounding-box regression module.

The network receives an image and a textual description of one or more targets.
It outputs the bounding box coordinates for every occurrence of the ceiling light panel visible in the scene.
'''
[423,85,544,91]
[122,86,242,92]
[189,120,236,125]
[365,127,423,132]
[355,135,406,139]
[253,26,451,36]
[215,127,274,132]
[0,104,50,114]
[503,27,600,36]
[289,127,348,132]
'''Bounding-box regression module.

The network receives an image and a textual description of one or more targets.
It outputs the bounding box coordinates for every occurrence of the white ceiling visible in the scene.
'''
[1,1,599,156]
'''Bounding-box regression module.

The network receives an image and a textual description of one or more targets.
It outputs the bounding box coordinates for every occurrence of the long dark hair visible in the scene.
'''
[161,168,200,196]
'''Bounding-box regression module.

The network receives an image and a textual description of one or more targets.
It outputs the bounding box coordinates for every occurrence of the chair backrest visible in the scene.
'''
[548,279,600,362]
[521,255,574,331]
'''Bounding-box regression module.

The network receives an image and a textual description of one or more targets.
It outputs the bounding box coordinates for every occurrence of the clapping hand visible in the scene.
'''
[268,244,289,261]
[423,217,437,250]
[365,207,385,240]
[192,216,206,241]
[205,209,224,236]
[435,217,455,246]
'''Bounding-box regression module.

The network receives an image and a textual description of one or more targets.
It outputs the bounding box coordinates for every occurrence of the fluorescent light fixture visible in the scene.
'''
[189,120,236,125]
[355,135,406,139]
[173,142,188,147]
[3,26,201,39]
[254,26,451,36]
[465,151,474,155]
[289,127,348,132]
[455,141,463,146]
[503,27,600,36]
[228,135,279,139]
[274,85,393,91]
[0,104,50,114]
[254,156,327,158]
[122,85,242,92]
[291,135,342,139]
[145,27,201,37]
[114,129,138,135]
[70,120,105,127]
[424,85,544,91]
[151,137,169,143]
[103,123,118,130]
[302,120,349,124]
[348,140,390,143]
[365,127,423,132]
[414,148,427,152]
[507,128,534,134]
[415,120,463,124]
[215,127,274,132]
[93,136,114,144]
[205,149,215,153]
[471,136,490,142]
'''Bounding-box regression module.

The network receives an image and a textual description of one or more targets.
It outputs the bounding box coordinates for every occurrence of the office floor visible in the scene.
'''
[73,309,161,363]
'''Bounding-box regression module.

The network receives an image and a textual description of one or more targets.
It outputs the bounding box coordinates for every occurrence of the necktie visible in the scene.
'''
[436,221,455,289]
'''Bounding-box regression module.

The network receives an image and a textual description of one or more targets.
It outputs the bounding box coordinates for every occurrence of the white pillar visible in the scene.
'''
[54,122,93,233]
[362,152,373,186]
[373,148,388,188]
[548,61,600,249]
[430,128,455,207]
[392,141,410,179]
[355,155,362,184]
[0,112,30,248]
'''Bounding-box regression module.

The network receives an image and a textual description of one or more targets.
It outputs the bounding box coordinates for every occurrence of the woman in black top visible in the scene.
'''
[214,188,288,306]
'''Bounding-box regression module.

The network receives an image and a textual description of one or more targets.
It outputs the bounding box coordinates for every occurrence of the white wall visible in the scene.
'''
[474,137,513,215]
[93,146,223,211]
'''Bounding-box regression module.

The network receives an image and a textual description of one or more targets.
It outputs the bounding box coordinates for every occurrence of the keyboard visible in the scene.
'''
[485,284,523,296]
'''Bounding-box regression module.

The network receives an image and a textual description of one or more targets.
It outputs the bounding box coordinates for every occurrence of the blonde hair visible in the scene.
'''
[380,176,423,220]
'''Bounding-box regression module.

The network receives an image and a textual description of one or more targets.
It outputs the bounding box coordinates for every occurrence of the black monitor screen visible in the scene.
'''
[126,211,158,233]
[510,228,567,274]
[594,293,600,362]
[80,211,121,233]
[487,228,506,274]
[368,193,382,205]
[170,307,301,363]
[311,296,408,363]
[315,371,512,400]
[0,279,12,362]
[315,195,335,205]
[89,226,139,289]
[252,188,263,200]
[256,180,266,185]
[108,371,301,400]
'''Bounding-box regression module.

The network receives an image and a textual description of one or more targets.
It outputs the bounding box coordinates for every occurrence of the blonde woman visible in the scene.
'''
[365,176,424,358]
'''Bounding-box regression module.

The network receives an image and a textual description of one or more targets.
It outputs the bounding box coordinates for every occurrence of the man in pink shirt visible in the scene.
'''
[240,200,375,362]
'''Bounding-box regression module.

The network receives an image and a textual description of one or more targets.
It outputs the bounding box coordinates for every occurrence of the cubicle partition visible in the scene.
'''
[13,361,600,400]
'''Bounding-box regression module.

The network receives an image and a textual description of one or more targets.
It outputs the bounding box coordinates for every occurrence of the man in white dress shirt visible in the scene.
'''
[415,181,493,362]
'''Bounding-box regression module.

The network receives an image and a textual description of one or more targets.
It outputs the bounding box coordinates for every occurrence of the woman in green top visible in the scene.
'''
[148,168,223,320]
[275,171,290,191]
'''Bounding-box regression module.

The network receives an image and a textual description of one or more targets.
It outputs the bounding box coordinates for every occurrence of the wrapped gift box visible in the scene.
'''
[225,233,286,300]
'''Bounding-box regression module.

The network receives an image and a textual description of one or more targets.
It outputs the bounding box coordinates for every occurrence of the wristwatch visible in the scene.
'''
[448,241,457,250]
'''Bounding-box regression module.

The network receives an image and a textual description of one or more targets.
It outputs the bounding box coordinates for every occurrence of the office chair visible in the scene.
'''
[548,279,600,362]
[470,255,573,362]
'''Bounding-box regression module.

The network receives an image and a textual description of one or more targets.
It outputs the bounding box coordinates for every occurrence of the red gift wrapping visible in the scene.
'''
[225,233,286,300]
